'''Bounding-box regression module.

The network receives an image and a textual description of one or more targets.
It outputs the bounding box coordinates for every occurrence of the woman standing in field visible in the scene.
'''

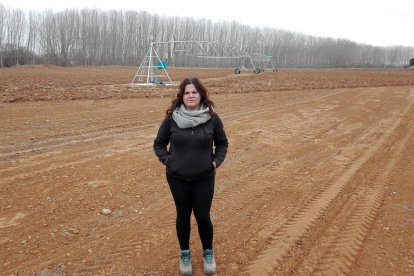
[153,77,228,275]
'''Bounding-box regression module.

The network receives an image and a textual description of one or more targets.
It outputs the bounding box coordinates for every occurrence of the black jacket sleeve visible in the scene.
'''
[212,115,228,168]
[153,117,171,165]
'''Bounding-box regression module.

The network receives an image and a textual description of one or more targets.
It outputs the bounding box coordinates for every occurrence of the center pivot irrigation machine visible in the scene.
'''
[130,40,277,86]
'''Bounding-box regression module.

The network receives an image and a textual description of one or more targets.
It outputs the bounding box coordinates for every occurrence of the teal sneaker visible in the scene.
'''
[179,249,192,275]
[203,249,216,274]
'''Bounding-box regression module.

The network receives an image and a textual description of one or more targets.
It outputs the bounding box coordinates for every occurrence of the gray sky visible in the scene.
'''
[1,0,413,47]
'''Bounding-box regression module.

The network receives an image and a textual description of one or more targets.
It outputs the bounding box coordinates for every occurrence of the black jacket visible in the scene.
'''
[153,114,228,180]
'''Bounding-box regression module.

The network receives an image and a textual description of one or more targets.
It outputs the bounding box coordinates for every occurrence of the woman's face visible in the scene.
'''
[183,84,201,111]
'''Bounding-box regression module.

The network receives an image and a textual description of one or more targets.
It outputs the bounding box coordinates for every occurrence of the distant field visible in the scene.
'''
[1,66,414,102]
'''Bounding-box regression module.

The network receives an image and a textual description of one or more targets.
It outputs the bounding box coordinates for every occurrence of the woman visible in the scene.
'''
[153,77,228,275]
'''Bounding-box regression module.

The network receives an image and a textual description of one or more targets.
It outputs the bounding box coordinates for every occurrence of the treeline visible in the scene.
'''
[0,5,413,68]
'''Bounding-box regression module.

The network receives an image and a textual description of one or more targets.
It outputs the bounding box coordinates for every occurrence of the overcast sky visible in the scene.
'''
[1,0,413,47]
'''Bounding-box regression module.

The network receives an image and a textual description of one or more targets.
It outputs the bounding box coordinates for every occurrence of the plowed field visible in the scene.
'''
[1,67,414,275]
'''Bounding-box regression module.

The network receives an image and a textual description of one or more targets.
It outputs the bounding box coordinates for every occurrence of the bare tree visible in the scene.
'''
[0,4,7,67]
[56,9,78,66]
[78,9,101,65]
[5,8,26,66]
[38,11,59,64]
[26,10,39,65]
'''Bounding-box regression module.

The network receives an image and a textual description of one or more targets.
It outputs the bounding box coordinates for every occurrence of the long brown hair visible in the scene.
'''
[166,77,215,117]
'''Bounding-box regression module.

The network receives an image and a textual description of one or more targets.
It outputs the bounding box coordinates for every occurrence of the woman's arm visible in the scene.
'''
[212,115,228,168]
[153,117,171,165]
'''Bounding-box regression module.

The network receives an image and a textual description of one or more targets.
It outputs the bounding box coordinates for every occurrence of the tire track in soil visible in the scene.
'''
[243,96,414,275]
[199,88,388,274]
[310,187,386,276]
[223,89,346,124]
[306,99,414,276]
[216,113,387,260]
[0,139,152,183]
[0,120,160,183]
[219,87,387,193]
[197,87,396,274]
[206,92,350,219]
[0,121,157,159]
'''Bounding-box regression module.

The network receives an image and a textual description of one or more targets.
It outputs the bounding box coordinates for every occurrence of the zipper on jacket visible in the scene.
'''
[191,127,194,135]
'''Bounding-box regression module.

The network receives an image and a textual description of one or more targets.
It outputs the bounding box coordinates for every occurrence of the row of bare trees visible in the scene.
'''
[1,5,413,68]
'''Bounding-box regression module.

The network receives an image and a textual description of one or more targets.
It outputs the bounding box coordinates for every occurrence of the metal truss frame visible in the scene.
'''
[130,40,277,86]
[129,44,173,87]
[158,40,247,58]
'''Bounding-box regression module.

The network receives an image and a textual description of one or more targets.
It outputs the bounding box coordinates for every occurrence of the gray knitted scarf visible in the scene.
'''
[172,104,211,128]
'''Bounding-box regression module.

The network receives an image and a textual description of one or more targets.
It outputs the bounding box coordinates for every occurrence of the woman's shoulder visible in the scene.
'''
[162,115,174,121]
[163,115,180,129]
[212,112,222,121]
[159,116,173,127]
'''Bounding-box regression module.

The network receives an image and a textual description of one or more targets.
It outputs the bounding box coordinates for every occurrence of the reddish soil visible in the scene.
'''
[1,67,413,275]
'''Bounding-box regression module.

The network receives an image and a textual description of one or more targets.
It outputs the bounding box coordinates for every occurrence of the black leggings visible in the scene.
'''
[167,174,215,251]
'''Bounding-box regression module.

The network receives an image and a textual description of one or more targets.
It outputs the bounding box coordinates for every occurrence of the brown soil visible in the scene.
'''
[0,67,413,275]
